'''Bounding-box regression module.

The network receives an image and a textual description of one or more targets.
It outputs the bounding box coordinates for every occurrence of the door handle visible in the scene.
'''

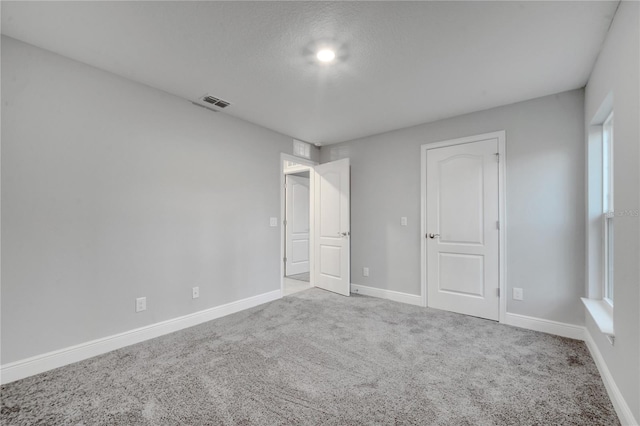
[339,231,350,237]
[428,233,440,239]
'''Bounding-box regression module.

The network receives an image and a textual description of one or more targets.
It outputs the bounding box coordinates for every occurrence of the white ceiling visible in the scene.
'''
[1,1,618,145]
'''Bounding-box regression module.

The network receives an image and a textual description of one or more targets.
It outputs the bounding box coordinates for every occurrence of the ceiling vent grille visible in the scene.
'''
[192,94,231,112]
[202,95,230,109]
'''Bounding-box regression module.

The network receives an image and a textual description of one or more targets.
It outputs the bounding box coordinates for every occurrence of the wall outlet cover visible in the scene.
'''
[363,267,370,277]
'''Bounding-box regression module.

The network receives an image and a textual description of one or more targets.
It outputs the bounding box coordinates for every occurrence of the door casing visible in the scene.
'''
[420,131,507,323]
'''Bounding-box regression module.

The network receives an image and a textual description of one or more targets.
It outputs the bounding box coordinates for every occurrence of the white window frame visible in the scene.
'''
[602,112,614,307]
[582,101,614,341]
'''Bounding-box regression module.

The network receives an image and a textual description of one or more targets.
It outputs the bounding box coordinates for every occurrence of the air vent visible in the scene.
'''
[192,94,232,113]
[202,95,230,109]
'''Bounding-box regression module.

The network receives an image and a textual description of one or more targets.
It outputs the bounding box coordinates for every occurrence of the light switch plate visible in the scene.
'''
[192,287,200,299]
[269,217,278,227]
[401,217,407,226]
[136,297,146,312]
[513,288,524,301]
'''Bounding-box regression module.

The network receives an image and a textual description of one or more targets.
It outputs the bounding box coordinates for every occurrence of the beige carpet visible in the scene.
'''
[1,289,619,425]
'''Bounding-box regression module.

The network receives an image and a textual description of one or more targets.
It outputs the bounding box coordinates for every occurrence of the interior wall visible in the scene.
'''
[1,36,292,364]
[321,89,586,326]
[584,1,640,421]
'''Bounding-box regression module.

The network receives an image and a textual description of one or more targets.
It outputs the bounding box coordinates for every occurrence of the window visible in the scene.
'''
[583,102,615,340]
[602,112,614,304]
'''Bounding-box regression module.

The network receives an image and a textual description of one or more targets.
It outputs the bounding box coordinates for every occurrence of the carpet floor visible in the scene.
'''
[1,289,619,425]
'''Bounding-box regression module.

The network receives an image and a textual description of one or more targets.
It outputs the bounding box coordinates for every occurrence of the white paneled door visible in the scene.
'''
[285,174,310,276]
[314,158,350,296]
[426,138,500,320]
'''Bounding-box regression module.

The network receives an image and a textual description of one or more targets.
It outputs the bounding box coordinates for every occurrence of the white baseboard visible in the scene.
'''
[583,328,638,426]
[502,312,585,340]
[1,289,282,385]
[351,284,422,306]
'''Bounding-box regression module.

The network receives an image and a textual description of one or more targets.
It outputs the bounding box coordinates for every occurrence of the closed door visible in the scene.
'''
[314,158,350,296]
[285,174,310,276]
[426,138,500,320]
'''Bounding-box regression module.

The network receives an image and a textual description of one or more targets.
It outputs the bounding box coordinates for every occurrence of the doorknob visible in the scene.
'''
[428,233,440,239]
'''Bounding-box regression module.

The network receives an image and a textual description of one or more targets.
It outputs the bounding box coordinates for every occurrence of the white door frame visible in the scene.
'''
[280,153,317,296]
[420,131,507,323]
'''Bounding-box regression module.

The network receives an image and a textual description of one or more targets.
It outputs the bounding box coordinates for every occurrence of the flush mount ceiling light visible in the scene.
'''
[316,49,336,63]
[303,39,347,66]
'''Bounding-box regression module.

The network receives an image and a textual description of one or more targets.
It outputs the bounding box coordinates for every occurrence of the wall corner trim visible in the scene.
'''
[0,289,283,385]
[502,312,585,341]
[350,284,422,306]
[583,328,638,426]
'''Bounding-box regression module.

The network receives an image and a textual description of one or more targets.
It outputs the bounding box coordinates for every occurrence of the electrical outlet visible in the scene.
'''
[513,288,524,301]
[136,297,146,312]
[192,286,200,299]
[269,217,278,227]
[363,267,369,277]
[401,217,407,226]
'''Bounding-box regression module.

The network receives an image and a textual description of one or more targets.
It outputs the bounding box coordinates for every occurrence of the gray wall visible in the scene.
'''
[584,2,639,420]
[1,37,292,363]
[321,89,586,326]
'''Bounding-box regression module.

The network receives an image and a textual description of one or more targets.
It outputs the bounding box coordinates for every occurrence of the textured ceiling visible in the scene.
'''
[1,1,618,145]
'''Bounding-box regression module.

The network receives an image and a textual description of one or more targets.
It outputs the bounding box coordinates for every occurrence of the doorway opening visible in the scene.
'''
[281,155,315,297]
[280,153,352,298]
[283,160,312,296]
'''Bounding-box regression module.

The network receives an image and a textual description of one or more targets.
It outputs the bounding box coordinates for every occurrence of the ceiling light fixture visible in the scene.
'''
[316,49,336,63]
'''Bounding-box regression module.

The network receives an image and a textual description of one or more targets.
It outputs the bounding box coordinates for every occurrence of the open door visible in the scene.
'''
[313,158,350,296]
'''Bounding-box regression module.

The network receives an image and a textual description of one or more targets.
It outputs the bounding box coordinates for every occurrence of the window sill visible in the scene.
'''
[581,297,614,336]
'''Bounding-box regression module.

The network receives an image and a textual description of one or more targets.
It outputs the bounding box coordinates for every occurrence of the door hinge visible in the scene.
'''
[283,219,287,226]
[283,257,287,263]
[495,153,500,162]
[497,288,500,297]
[496,221,500,230]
